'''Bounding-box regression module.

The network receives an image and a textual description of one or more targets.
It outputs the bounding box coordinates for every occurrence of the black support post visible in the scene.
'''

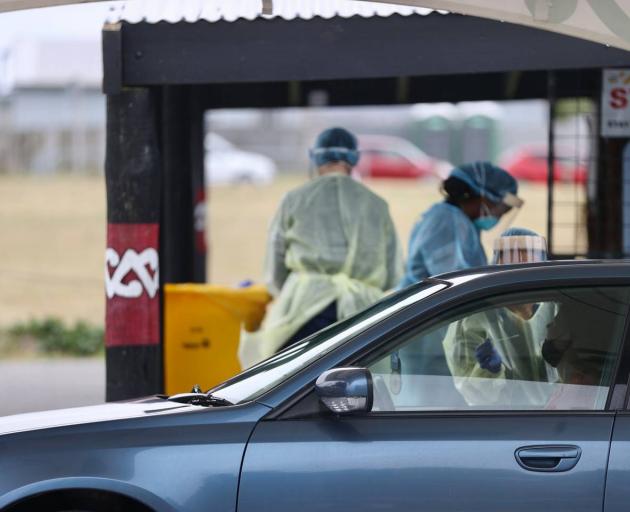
[546,71,556,257]
[161,86,207,283]
[588,71,627,258]
[191,89,208,282]
[105,87,163,401]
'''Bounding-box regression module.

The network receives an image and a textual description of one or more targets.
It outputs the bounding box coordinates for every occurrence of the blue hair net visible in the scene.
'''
[500,227,540,238]
[310,127,360,167]
[449,161,517,204]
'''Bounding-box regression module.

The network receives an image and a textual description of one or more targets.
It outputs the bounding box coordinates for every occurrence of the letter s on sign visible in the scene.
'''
[610,88,628,109]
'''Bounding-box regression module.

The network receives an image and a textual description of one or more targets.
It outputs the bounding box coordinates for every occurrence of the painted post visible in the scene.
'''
[105,88,162,401]
[104,85,206,400]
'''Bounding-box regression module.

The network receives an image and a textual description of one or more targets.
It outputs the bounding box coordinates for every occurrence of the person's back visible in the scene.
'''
[272,173,397,290]
[239,127,402,367]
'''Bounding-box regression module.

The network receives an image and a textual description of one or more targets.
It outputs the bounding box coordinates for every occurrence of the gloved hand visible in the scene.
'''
[475,339,502,374]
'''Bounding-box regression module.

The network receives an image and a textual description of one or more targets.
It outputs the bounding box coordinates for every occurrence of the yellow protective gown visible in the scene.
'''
[239,173,403,367]
[442,302,558,407]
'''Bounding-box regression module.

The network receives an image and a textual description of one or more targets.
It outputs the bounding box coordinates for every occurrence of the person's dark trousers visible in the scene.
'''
[278,301,337,351]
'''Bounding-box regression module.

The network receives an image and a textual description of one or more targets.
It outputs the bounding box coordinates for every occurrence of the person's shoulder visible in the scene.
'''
[282,179,316,203]
[421,202,455,224]
[349,178,389,207]
[430,203,472,226]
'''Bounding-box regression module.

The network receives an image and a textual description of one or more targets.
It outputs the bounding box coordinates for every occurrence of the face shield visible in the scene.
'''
[492,234,548,264]
[497,192,524,226]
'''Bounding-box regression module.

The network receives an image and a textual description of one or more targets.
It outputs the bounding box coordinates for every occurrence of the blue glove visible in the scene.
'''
[475,339,502,374]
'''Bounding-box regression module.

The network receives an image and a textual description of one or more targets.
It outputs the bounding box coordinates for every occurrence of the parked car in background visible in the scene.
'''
[499,143,588,184]
[3,260,630,512]
[354,134,451,180]
[205,133,277,185]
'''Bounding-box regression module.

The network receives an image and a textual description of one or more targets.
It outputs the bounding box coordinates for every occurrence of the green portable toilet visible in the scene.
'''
[410,103,458,164]
[459,101,502,164]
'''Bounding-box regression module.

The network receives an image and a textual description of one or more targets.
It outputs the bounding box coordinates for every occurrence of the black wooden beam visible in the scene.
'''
[186,69,599,111]
[109,13,630,89]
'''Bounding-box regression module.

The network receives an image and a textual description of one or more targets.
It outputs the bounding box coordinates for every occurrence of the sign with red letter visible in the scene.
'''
[602,69,630,137]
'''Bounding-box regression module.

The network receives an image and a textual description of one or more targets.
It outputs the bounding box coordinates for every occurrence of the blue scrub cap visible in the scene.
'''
[310,127,360,167]
[449,161,518,204]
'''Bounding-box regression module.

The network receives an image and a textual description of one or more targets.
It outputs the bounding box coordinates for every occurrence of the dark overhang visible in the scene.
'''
[102,10,630,106]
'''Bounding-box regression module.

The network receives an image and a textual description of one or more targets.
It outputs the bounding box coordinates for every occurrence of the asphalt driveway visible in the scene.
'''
[0,358,105,416]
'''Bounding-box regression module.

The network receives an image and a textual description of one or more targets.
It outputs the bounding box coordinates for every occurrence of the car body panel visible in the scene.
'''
[0,400,200,436]
[354,134,451,180]
[2,261,630,511]
[204,133,276,185]
[603,413,630,512]
[499,144,587,184]
[0,477,176,512]
[0,402,270,512]
[240,414,614,512]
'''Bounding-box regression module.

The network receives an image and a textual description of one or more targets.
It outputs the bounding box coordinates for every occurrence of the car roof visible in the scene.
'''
[433,259,630,285]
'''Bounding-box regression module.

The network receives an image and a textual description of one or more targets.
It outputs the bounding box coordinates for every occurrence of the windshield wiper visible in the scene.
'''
[166,392,233,407]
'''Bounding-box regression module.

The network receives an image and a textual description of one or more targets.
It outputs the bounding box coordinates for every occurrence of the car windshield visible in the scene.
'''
[210,282,447,404]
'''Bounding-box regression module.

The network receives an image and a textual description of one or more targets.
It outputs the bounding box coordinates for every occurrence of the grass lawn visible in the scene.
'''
[0,174,580,328]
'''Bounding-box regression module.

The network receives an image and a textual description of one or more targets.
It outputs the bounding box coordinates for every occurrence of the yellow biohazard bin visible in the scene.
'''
[163,283,271,395]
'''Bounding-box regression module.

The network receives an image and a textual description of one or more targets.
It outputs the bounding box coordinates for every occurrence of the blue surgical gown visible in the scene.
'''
[399,202,487,288]
[396,202,488,385]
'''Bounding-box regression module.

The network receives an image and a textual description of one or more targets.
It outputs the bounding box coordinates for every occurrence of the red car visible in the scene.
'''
[354,135,451,180]
[499,144,588,184]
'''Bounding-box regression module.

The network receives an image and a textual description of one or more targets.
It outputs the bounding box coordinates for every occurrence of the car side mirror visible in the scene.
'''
[315,367,373,415]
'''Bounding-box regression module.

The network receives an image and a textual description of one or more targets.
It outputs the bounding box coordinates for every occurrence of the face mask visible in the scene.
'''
[473,215,500,231]
[474,201,500,231]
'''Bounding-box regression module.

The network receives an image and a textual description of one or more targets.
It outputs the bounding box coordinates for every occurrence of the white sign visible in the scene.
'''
[602,69,630,137]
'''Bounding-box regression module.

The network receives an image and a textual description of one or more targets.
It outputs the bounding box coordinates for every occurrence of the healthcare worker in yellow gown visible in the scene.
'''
[442,228,558,407]
[239,127,403,368]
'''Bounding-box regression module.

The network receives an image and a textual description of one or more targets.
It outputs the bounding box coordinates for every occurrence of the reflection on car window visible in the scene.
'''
[367,287,630,412]
[210,283,446,404]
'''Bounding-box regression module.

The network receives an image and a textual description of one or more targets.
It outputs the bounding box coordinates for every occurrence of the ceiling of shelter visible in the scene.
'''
[2,0,630,52]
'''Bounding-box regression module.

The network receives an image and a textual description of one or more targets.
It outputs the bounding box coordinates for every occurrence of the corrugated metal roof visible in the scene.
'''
[106,0,439,25]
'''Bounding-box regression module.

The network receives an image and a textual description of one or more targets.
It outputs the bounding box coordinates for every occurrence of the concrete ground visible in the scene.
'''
[0,358,105,416]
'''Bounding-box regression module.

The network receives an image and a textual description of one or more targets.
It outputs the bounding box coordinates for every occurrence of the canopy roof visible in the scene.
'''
[101,0,630,104]
[373,0,630,52]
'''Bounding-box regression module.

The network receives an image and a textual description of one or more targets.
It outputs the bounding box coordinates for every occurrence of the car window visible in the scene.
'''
[365,287,630,412]
[210,282,446,404]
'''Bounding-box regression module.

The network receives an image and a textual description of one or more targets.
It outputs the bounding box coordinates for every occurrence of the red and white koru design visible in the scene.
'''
[105,224,160,348]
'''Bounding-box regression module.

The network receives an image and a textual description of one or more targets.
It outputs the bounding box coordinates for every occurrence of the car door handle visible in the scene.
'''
[515,445,581,472]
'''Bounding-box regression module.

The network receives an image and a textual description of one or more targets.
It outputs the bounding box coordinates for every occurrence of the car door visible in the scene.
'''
[238,285,630,512]
[601,337,630,512]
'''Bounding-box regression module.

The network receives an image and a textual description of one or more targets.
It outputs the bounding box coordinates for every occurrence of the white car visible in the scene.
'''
[204,133,277,185]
